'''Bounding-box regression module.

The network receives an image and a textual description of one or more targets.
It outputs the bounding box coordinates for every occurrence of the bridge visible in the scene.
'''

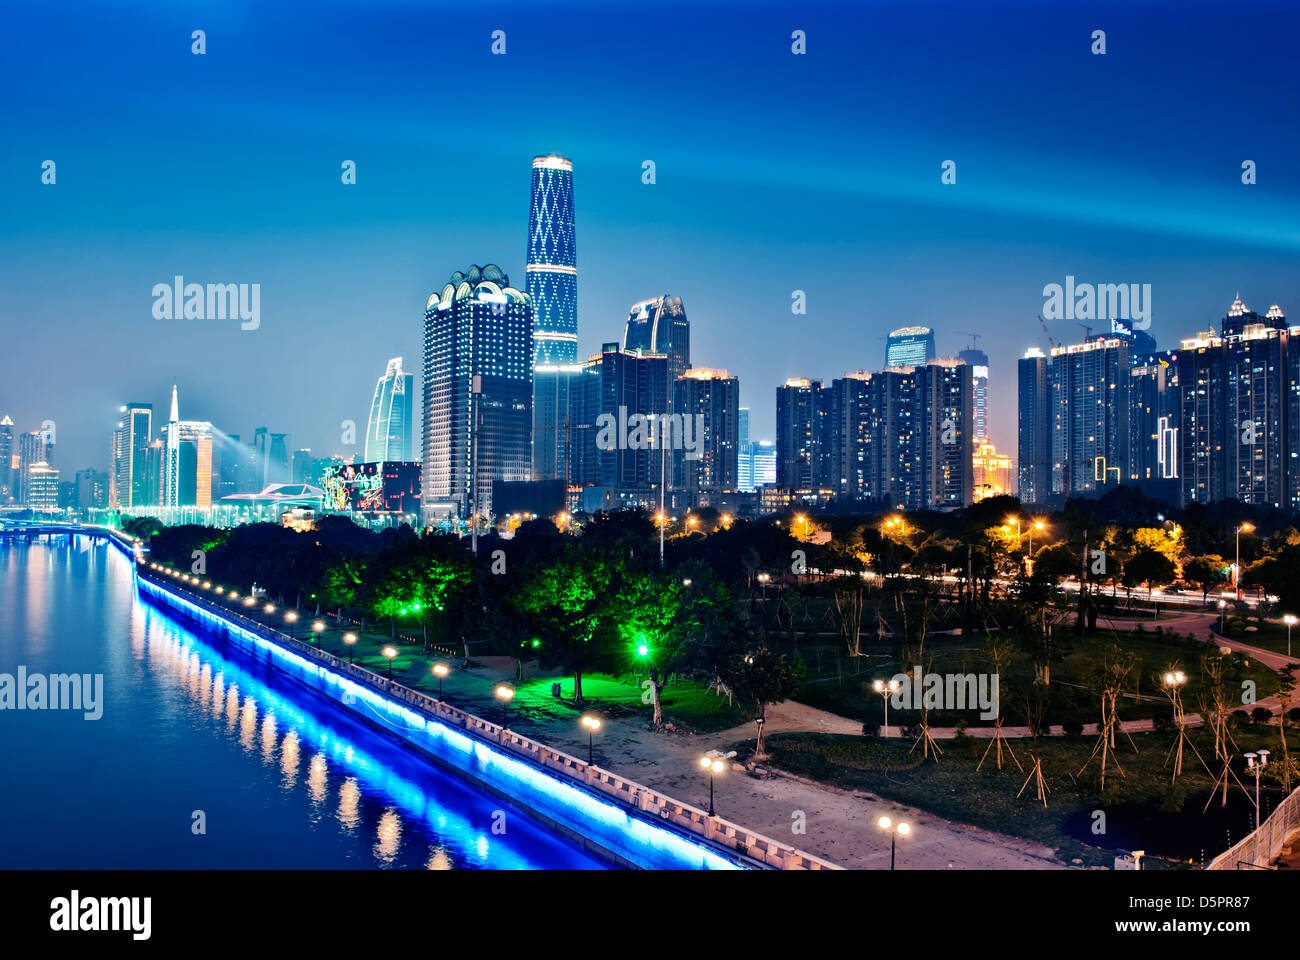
[0,519,141,558]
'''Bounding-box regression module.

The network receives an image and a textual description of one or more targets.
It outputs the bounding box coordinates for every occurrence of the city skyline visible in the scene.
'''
[4,2,1299,473]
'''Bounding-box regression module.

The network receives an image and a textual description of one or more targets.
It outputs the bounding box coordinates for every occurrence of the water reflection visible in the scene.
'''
[132,603,583,870]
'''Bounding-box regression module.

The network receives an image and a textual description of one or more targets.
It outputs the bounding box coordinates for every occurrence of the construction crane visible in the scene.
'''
[1075,321,1095,340]
[1037,315,1059,349]
[955,331,983,351]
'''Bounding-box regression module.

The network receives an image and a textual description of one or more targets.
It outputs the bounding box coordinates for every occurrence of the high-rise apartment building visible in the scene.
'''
[958,345,990,441]
[1049,338,1131,496]
[775,378,823,490]
[673,367,740,499]
[1017,348,1052,504]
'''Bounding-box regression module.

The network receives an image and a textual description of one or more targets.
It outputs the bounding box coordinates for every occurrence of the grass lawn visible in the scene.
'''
[780,624,1284,730]
[742,727,1294,868]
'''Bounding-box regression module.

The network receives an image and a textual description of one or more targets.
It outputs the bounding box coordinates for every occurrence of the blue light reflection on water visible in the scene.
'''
[0,536,606,869]
[139,564,741,871]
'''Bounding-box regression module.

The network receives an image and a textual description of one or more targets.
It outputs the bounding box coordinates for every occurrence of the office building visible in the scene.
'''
[1017,348,1052,504]
[624,296,690,410]
[112,402,153,509]
[365,357,415,463]
[885,326,936,368]
[422,264,533,522]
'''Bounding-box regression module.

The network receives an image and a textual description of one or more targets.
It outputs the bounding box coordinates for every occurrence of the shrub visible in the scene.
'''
[1061,718,1084,739]
[1252,707,1273,726]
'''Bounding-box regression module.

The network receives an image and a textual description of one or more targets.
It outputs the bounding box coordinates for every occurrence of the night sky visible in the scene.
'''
[3,0,1298,471]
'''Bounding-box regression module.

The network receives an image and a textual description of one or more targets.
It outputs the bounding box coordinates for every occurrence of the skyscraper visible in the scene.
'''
[918,358,974,509]
[567,343,669,489]
[0,415,13,502]
[673,367,740,499]
[526,155,578,366]
[365,357,414,463]
[958,344,990,441]
[423,264,533,522]
[775,378,823,489]
[1017,348,1051,504]
[112,402,153,509]
[885,326,936,368]
[624,296,690,409]
[527,155,580,483]
[18,427,54,507]
[1049,338,1131,496]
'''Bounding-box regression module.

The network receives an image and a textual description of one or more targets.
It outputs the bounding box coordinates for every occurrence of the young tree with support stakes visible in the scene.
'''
[723,647,798,759]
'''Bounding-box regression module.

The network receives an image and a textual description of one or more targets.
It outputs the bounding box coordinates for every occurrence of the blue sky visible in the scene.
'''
[3,0,1299,470]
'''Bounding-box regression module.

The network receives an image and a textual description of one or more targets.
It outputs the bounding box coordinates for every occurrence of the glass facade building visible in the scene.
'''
[526,155,578,366]
[365,357,414,463]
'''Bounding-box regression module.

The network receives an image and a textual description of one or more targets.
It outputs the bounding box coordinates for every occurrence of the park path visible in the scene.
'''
[450,658,1066,869]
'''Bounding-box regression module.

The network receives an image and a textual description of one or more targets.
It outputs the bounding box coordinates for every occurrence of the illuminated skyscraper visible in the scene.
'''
[673,367,740,498]
[163,385,180,506]
[423,264,533,522]
[527,155,580,481]
[526,155,578,366]
[958,345,989,441]
[162,385,214,507]
[624,296,690,409]
[885,326,936,368]
[112,402,153,509]
[365,357,415,463]
[18,427,54,507]
[1017,348,1051,504]
[0,415,13,502]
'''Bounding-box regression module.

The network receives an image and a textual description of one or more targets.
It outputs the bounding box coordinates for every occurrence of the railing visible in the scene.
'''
[136,565,841,871]
[1206,784,1300,870]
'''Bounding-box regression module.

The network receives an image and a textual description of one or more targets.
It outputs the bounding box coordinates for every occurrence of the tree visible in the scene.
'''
[1123,548,1175,599]
[723,647,799,758]
[514,542,623,704]
[1183,555,1228,609]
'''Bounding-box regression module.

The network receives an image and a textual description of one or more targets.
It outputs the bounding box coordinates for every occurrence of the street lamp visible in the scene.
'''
[876,815,912,870]
[495,684,515,726]
[311,620,326,647]
[699,755,726,816]
[1285,614,1297,657]
[1218,599,1227,633]
[1245,750,1270,830]
[1235,522,1254,599]
[873,678,901,736]
[343,632,358,663]
[382,645,398,679]
[795,514,808,539]
[581,714,602,764]
[432,662,449,698]
[285,610,298,638]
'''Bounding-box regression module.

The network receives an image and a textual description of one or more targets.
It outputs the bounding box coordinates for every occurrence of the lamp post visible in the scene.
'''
[433,662,449,699]
[1162,669,1188,779]
[382,645,397,680]
[1245,750,1270,830]
[495,684,515,726]
[285,610,298,639]
[343,632,357,664]
[581,714,602,764]
[876,815,911,870]
[311,620,325,649]
[1285,615,1297,658]
[1235,522,1254,600]
[873,678,900,736]
[699,755,725,816]
[1218,599,1227,633]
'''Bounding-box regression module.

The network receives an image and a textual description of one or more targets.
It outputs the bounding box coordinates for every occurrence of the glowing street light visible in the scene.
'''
[264,603,276,614]
[877,815,912,870]
[1285,614,1298,657]
[873,678,901,737]
[495,684,516,726]
[311,620,325,647]
[699,755,726,816]
[432,662,449,699]
[382,645,398,679]
[581,714,602,764]
[1245,750,1271,831]
[1235,522,1254,599]
[343,632,358,663]
[284,610,298,638]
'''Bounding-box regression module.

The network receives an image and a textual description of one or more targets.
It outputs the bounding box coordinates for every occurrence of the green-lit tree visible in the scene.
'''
[514,542,623,704]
